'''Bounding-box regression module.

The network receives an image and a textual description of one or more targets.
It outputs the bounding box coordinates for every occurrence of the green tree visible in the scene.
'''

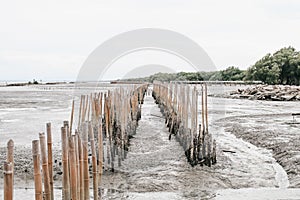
[221,66,245,81]
[245,46,300,85]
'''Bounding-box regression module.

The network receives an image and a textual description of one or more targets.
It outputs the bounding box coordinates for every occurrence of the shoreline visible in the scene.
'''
[220,113,300,187]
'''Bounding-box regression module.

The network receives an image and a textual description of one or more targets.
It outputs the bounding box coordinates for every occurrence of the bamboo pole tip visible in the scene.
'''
[32,140,40,155]
[64,120,69,127]
[39,132,45,138]
[7,139,14,147]
[61,126,68,135]
[46,122,51,128]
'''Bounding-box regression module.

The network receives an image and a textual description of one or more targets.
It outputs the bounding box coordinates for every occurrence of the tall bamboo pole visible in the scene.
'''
[32,140,43,200]
[46,123,54,200]
[98,93,103,178]
[205,84,209,133]
[61,127,70,200]
[78,95,84,129]
[82,122,90,200]
[3,161,13,200]
[78,133,84,200]
[70,99,75,134]
[69,135,78,200]
[39,132,51,200]
[75,131,81,199]
[88,122,98,200]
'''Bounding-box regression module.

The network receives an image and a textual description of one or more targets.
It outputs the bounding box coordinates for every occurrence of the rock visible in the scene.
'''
[281,94,296,101]
[240,95,253,99]
[229,85,300,101]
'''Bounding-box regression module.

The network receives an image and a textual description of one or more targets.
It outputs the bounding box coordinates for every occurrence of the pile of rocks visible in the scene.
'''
[230,85,300,101]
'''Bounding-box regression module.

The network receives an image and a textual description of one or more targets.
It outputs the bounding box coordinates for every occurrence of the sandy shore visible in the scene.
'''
[220,113,300,187]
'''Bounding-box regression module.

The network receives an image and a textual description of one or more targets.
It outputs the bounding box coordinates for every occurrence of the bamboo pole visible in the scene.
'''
[75,131,81,199]
[205,84,208,134]
[82,122,90,200]
[88,122,98,200]
[69,135,78,200]
[98,93,104,178]
[46,123,54,200]
[6,139,14,197]
[6,139,14,171]
[201,84,205,138]
[39,132,51,200]
[86,96,91,122]
[78,95,84,129]
[70,99,75,134]
[81,95,86,125]
[3,161,13,200]
[212,139,217,164]
[84,95,88,122]
[32,140,43,200]
[78,132,84,200]
[61,126,70,200]
[104,94,111,168]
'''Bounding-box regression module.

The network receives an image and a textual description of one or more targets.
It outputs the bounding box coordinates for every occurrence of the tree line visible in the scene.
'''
[123,46,300,85]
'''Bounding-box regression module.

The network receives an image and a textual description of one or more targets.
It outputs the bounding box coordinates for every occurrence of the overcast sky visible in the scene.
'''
[0,0,299,81]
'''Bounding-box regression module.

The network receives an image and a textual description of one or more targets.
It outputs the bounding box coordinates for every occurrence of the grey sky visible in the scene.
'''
[0,0,299,81]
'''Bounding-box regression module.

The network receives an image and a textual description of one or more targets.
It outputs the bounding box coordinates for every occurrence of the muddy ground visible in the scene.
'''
[1,85,300,199]
[220,113,300,187]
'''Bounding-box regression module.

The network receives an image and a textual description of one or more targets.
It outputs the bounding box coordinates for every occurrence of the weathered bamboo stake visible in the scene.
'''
[88,122,98,200]
[7,139,14,171]
[69,135,78,200]
[212,139,217,164]
[104,94,111,169]
[190,86,195,162]
[3,161,13,200]
[39,133,51,200]
[74,131,80,199]
[98,117,103,182]
[6,139,14,191]
[61,127,70,200]
[82,122,90,200]
[90,95,95,124]
[97,92,104,178]
[78,95,84,129]
[205,84,209,134]
[32,140,43,200]
[81,95,86,125]
[195,87,199,162]
[120,89,126,162]
[201,84,205,138]
[46,123,54,200]
[201,84,207,161]
[87,96,91,122]
[78,133,84,200]
[70,99,75,134]
[206,134,212,167]
[84,95,89,122]
[109,94,115,171]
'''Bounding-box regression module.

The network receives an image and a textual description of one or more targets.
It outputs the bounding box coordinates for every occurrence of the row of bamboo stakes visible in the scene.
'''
[2,84,148,200]
[152,82,217,166]
[2,81,216,199]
